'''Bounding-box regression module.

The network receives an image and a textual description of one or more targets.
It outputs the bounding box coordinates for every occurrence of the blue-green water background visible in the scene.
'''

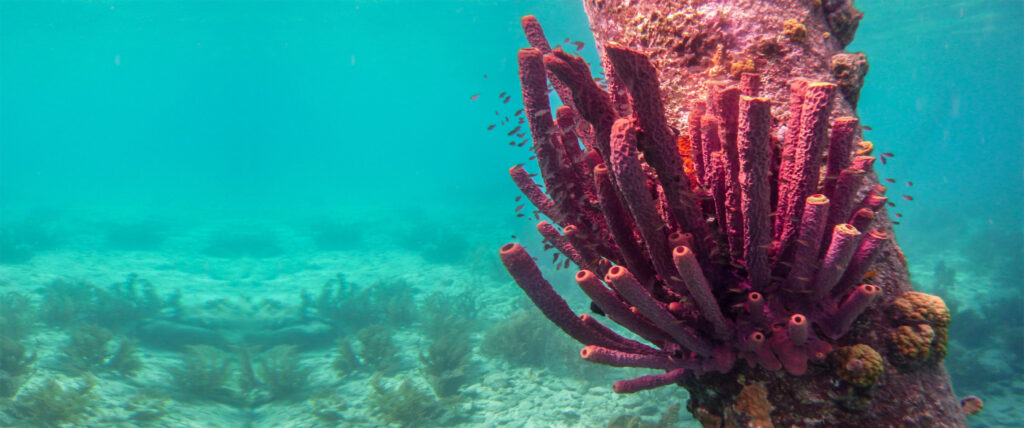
[1,1,1021,426]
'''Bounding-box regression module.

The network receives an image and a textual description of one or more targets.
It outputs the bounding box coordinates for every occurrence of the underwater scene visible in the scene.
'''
[0,0,1020,427]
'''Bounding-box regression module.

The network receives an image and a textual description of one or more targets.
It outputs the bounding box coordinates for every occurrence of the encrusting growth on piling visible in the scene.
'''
[497,8,968,426]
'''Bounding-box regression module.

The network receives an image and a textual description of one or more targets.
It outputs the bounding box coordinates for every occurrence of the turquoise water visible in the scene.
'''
[0,1,1020,426]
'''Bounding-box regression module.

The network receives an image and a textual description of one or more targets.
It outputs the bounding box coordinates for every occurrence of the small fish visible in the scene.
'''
[511,234,517,239]
[507,126,522,136]
[893,221,901,225]
[508,142,515,146]
[519,117,525,124]
[906,181,913,187]
[515,204,525,212]
[882,152,894,158]
[516,213,524,218]
[516,132,526,138]
[887,201,896,207]
[499,91,507,98]
[517,141,527,147]
[564,37,571,43]
[529,155,537,160]
[470,94,480,101]
[902,195,914,201]
[861,270,879,280]
[884,178,896,183]
[895,213,903,218]
[503,95,512,104]
[863,125,872,131]
[515,109,524,116]
[590,301,607,317]
[534,109,550,117]
[880,156,887,165]
[563,259,571,269]
[515,195,522,202]
[553,253,560,263]
[487,124,496,130]
[572,41,585,51]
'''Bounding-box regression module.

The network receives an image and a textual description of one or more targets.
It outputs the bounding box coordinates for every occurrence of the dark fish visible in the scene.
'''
[508,142,515,146]
[882,152,894,158]
[515,195,522,201]
[895,213,903,218]
[516,213,524,218]
[487,124,496,130]
[515,204,525,212]
[517,141,527,147]
[516,133,526,138]
[893,221,901,225]
[572,41,585,51]
[553,253,560,263]
[511,234,517,239]
[563,259,571,269]
[884,178,896,183]
[590,301,606,317]
[470,94,480,101]
[902,195,914,201]
[499,91,507,98]
[564,37,571,43]
[880,156,887,165]
[495,110,499,115]
[534,109,550,117]
[507,126,521,136]
[887,201,896,207]
[519,118,525,124]
[515,109,524,116]
[505,116,509,122]
[503,95,511,103]
[529,155,537,160]
[863,125,872,131]
[484,74,488,79]
[906,181,913,186]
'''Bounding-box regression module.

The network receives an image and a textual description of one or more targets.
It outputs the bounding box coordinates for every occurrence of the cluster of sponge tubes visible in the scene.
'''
[500,16,893,394]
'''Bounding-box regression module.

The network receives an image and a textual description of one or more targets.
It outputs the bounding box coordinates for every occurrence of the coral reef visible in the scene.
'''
[169,344,237,403]
[0,292,36,341]
[419,333,472,398]
[480,309,573,369]
[368,375,443,427]
[332,325,403,375]
[302,273,418,332]
[497,10,965,425]
[254,345,312,400]
[12,375,96,427]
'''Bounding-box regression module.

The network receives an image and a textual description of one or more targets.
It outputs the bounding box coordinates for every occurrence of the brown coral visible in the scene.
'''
[834,344,883,387]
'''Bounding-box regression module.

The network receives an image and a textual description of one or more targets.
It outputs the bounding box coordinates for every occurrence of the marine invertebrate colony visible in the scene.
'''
[497,3,967,425]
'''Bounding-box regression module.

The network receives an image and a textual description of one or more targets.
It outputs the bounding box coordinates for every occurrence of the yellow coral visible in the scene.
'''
[835,344,883,387]
[891,324,934,361]
[783,19,807,43]
[729,58,756,79]
[891,292,951,327]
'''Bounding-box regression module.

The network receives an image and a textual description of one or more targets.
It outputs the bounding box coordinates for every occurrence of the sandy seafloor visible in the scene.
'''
[0,205,700,427]
[0,204,1019,427]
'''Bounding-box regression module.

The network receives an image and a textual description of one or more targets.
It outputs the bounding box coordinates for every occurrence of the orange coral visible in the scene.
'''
[727,383,774,428]
[891,292,951,327]
[887,292,950,367]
